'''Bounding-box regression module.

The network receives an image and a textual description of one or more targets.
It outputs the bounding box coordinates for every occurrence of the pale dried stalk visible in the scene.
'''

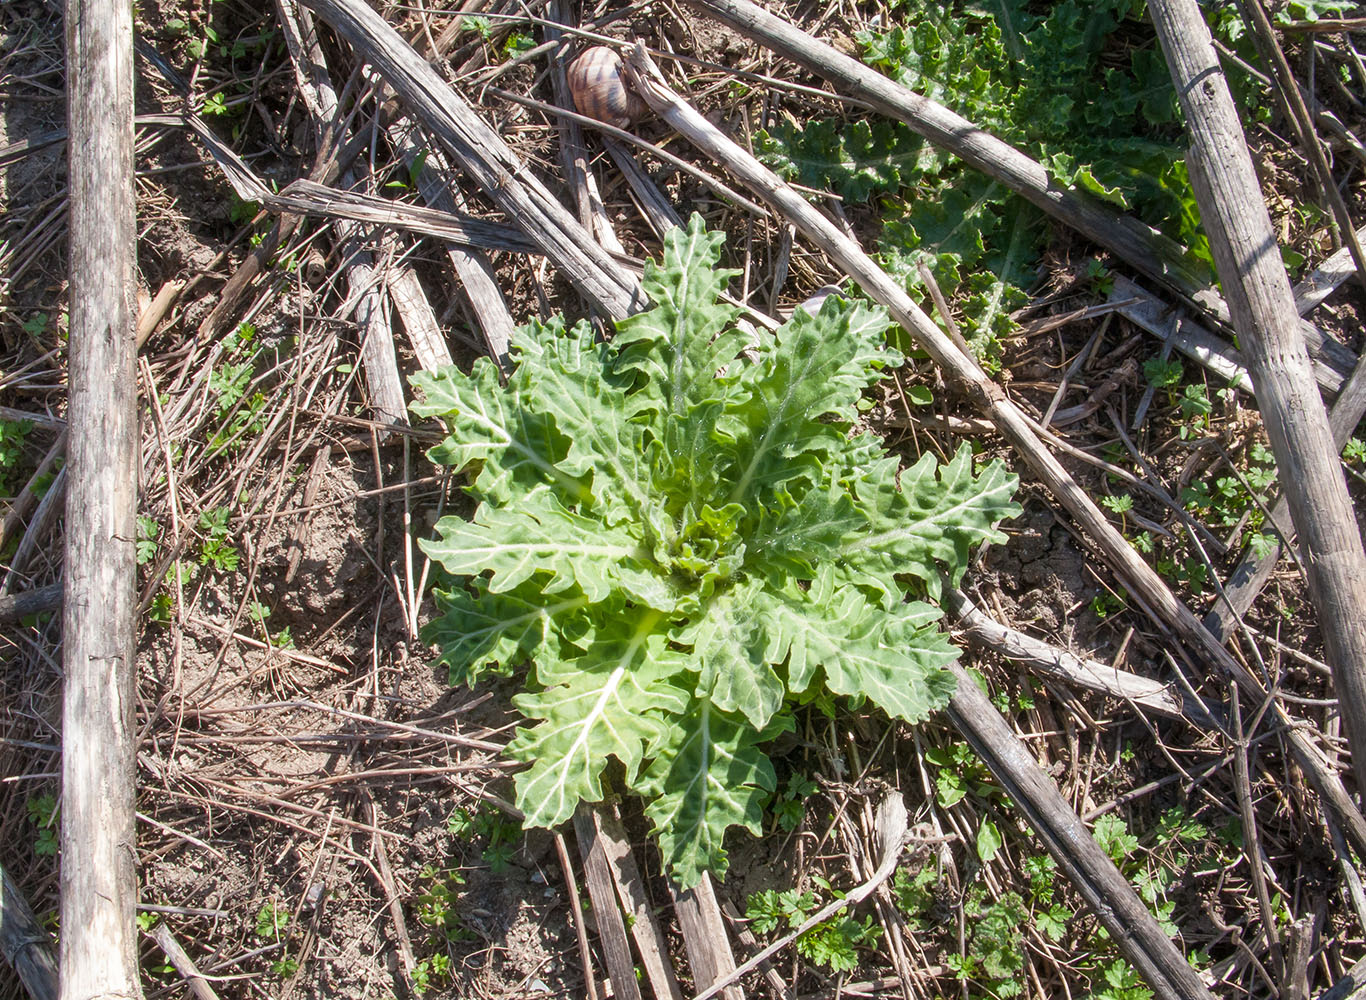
[945,587,1208,723]
[300,0,645,318]
[1150,0,1366,803]
[63,0,141,996]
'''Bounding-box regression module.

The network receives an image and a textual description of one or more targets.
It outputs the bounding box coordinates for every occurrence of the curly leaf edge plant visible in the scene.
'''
[413,216,1020,887]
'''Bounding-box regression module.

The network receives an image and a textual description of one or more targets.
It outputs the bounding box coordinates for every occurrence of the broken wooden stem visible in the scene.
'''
[1150,0,1366,801]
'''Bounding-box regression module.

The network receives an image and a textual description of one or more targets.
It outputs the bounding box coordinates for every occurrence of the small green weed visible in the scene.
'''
[976,819,1004,863]
[248,601,294,649]
[1086,259,1116,296]
[745,880,882,973]
[1279,0,1357,23]
[905,384,935,407]
[136,910,181,974]
[463,15,493,38]
[1178,384,1212,433]
[1101,493,1133,533]
[1101,493,1133,516]
[206,323,269,457]
[270,957,299,977]
[22,312,49,340]
[254,900,299,977]
[414,864,471,939]
[411,953,451,994]
[197,507,240,572]
[502,32,535,58]
[186,25,214,59]
[149,591,175,624]
[1023,855,1071,942]
[1143,356,1185,406]
[771,772,818,832]
[228,199,259,228]
[386,150,430,191]
[891,865,938,927]
[924,741,1000,809]
[1091,591,1128,619]
[1178,442,1277,560]
[746,887,816,934]
[26,794,58,857]
[410,864,471,993]
[136,517,161,566]
[1093,815,1140,863]
[947,889,1027,997]
[907,745,1201,1000]
[0,418,33,495]
[27,456,61,500]
[446,806,523,871]
[254,900,289,939]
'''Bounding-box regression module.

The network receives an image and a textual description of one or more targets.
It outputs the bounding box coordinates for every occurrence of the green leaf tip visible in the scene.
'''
[413,216,1018,887]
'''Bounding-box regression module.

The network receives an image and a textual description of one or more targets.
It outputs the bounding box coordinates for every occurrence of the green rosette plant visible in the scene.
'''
[412,217,1019,886]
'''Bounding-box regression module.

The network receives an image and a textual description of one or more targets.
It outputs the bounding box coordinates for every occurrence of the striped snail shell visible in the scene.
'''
[567,46,646,129]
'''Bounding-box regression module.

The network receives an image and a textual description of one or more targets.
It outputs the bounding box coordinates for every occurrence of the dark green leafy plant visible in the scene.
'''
[197,506,240,572]
[206,322,269,457]
[892,865,938,927]
[758,0,1228,367]
[414,218,1019,885]
[25,794,58,857]
[1278,0,1357,23]
[255,900,289,939]
[772,772,819,832]
[948,889,1028,997]
[136,516,161,566]
[925,740,1000,809]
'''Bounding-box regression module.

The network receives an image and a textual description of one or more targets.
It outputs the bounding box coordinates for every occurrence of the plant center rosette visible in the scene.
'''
[412,217,1020,886]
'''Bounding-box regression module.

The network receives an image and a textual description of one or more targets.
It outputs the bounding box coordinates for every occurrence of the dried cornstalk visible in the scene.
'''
[299,0,645,319]
[63,0,142,997]
[1149,0,1366,802]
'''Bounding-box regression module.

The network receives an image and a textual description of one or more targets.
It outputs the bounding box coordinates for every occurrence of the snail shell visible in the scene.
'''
[567,46,646,129]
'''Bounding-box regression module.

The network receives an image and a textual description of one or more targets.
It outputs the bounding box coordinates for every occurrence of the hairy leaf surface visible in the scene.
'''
[415,216,1019,885]
[641,697,786,888]
[510,624,691,828]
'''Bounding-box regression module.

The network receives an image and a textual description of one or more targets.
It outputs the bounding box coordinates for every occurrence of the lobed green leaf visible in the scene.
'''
[413,216,1017,886]
[510,620,690,828]
[641,697,786,886]
[851,444,1021,598]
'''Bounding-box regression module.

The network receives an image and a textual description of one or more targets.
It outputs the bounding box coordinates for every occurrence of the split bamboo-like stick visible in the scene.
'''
[945,587,1213,724]
[62,0,142,997]
[572,808,644,1000]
